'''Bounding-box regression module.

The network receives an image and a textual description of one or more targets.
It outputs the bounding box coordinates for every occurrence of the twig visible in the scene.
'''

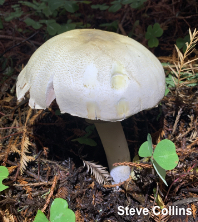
[113,161,153,168]
[164,163,197,202]
[13,181,53,187]
[0,31,39,58]
[0,127,21,130]
[42,174,60,212]
[117,6,129,35]
[0,34,41,46]
[0,131,23,140]
[7,160,46,182]
[172,108,182,135]
[0,111,5,116]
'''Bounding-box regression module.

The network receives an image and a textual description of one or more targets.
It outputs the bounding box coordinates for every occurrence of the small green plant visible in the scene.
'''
[4,4,23,22]
[72,125,97,146]
[166,29,198,91]
[0,166,9,192]
[145,23,163,48]
[100,20,119,32]
[2,0,87,36]
[138,134,179,186]
[123,0,147,9]
[176,35,190,53]
[34,198,75,222]
[91,3,109,10]
[0,0,5,5]
[108,0,147,12]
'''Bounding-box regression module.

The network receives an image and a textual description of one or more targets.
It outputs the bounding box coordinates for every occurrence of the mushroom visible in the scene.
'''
[16,29,165,184]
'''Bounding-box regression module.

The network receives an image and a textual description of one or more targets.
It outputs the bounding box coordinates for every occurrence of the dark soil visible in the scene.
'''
[0,0,198,221]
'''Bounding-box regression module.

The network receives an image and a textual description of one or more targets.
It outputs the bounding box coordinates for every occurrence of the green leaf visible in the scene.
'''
[108,3,122,12]
[145,25,153,39]
[42,6,53,17]
[166,74,176,87]
[85,125,95,134]
[64,1,79,13]
[130,0,147,9]
[91,4,109,10]
[24,18,42,29]
[153,23,163,37]
[145,23,163,47]
[145,23,163,39]
[0,166,9,192]
[50,198,75,222]
[48,0,79,13]
[19,1,44,11]
[40,19,61,35]
[33,210,49,222]
[164,87,169,96]
[47,22,61,35]
[147,133,152,152]
[176,35,190,53]
[81,1,91,4]
[184,35,190,43]
[138,139,152,157]
[151,159,168,186]
[99,20,118,31]
[122,0,134,4]
[176,38,185,49]
[48,0,65,11]
[5,6,23,21]
[0,0,5,5]
[153,139,179,170]
[148,37,159,48]
[72,137,97,146]
[57,23,76,34]
[0,18,3,29]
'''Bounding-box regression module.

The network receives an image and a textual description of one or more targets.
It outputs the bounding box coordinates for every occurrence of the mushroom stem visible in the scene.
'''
[94,121,131,184]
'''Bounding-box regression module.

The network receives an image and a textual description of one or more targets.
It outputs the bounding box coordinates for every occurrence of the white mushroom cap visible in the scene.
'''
[16,29,165,121]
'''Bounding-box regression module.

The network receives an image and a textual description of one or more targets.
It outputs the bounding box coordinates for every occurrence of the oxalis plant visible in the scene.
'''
[138,134,179,186]
[34,198,75,222]
[0,166,9,192]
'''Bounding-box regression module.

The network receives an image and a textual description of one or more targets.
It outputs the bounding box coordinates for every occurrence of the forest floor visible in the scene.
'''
[0,0,198,221]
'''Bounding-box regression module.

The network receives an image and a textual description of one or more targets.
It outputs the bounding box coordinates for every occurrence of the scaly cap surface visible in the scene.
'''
[16,29,165,121]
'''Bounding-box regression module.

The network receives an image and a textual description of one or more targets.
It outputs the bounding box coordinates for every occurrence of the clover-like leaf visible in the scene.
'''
[5,5,23,22]
[0,166,9,192]
[40,19,61,35]
[34,210,49,222]
[57,23,76,34]
[176,35,190,53]
[151,159,168,186]
[148,37,159,48]
[138,134,153,158]
[153,139,179,170]
[72,137,97,146]
[129,0,147,9]
[91,4,109,10]
[0,0,5,5]
[108,2,122,12]
[145,23,163,48]
[63,1,79,13]
[50,198,75,222]
[25,18,42,29]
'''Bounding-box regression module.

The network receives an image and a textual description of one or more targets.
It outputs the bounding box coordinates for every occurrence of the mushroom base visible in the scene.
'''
[88,120,131,184]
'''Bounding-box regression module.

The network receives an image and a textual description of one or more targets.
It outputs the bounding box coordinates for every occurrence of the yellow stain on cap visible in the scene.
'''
[116,99,129,118]
[87,102,100,119]
[111,62,129,90]
[111,74,129,90]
